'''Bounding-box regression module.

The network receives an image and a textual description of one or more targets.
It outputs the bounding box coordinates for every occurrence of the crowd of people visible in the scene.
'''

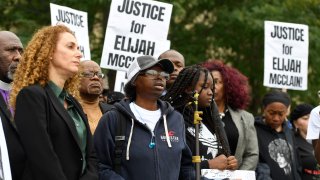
[1,24,320,180]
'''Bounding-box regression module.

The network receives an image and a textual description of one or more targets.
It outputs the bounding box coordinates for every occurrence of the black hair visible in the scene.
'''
[162,65,231,156]
[124,80,136,101]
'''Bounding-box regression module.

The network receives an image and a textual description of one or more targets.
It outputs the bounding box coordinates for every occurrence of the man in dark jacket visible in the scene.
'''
[0,31,26,180]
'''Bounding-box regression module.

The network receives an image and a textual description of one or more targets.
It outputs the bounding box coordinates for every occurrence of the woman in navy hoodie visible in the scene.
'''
[94,55,195,180]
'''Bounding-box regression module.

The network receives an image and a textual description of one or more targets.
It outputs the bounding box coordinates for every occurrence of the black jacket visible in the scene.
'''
[14,84,98,180]
[0,94,27,180]
[254,116,301,180]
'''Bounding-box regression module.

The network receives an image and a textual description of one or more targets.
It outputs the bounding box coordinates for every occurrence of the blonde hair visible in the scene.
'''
[10,25,81,109]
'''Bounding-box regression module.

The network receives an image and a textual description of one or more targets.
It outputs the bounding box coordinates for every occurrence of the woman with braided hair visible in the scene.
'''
[162,65,238,170]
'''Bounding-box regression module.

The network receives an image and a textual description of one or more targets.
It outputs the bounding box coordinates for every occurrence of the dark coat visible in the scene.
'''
[0,94,27,180]
[99,102,113,114]
[14,84,98,180]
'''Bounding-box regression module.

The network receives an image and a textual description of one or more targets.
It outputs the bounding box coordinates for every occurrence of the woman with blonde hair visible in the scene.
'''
[10,25,97,180]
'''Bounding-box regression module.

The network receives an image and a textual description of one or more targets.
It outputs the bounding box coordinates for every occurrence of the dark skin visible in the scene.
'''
[191,72,238,170]
[79,60,104,102]
[312,140,320,164]
[159,50,185,89]
[0,31,23,83]
[134,65,166,110]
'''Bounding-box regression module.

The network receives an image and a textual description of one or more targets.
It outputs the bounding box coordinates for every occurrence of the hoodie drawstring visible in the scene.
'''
[163,115,172,148]
[126,118,134,160]
[126,114,172,161]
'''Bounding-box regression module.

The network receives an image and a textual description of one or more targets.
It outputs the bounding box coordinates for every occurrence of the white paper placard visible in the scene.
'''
[50,3,91,60]
[201,169,255,180]
[264,21,309,90]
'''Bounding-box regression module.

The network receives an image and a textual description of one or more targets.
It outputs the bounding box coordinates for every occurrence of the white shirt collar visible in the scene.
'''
[0,80,11,91]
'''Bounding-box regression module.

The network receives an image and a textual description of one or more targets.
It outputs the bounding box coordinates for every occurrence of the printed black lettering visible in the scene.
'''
[269,73,302,87]
[272,57,301,73]
[114,35,155,55]
[270,25,304,41]
[55,9,84,27]
[116,0,165,21]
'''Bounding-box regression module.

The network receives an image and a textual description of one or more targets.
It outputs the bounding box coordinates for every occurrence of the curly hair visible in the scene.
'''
[202,60,250,110]
[10,25,81,109]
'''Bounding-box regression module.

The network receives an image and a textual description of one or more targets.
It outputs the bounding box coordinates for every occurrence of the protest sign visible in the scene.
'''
[100,0,172,72]
[50,3,91,60]
[114,70,127,93]
[264,21,309,90]
[201,169,255,180]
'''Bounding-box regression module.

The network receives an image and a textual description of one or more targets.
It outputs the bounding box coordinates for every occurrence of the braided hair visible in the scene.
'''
[162,65,231,156]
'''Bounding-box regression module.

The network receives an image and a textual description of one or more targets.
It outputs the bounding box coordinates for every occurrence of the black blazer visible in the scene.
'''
[14,84,98,180]
[0,94,27,180]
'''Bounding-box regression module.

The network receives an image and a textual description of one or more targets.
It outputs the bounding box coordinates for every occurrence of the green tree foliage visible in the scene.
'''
[1,0,319,114]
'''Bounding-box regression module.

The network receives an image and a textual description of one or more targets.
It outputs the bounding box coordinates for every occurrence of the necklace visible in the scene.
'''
[219,108,228,119]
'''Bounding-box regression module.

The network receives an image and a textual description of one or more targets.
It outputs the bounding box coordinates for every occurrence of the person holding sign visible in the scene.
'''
[162,65,237,171]
[10,25,98,180]
[202,60,258,170]
[94,55,195,180]
[255,90,301,180]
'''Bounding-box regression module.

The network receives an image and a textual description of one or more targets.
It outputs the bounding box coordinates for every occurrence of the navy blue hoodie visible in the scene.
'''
[94,99,195,180]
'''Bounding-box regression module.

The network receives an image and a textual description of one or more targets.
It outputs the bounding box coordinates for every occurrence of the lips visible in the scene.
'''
[155,80,164,86]
[72,61,80,66]
[89,82,102,88]
[154,81,165,91]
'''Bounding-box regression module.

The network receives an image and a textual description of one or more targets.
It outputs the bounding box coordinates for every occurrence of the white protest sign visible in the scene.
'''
[201,169,255,180]
[264,21,309,90]
[0,117,12,180]
[100,0,172,72]
[50,3,91,60]
[114,70,127,93]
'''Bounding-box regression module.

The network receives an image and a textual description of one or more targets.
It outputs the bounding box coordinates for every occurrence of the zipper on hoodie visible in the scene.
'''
[143,123,160,180]
[149,131,156,149]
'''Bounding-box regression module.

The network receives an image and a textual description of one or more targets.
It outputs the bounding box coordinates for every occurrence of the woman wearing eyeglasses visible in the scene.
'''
[79,60,113,134]
[10,25,97,180]
[94,55,195,180]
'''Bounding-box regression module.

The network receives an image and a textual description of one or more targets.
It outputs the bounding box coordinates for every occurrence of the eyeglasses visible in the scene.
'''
[81,72,105,79]
[141,69,170,81]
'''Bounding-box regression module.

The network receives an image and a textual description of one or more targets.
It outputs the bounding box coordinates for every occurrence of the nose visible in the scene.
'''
[208,88,213,96]
[273,114,282,121]
[91,73,100,80]
[76,49,83,59]
[13,49,22,62]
